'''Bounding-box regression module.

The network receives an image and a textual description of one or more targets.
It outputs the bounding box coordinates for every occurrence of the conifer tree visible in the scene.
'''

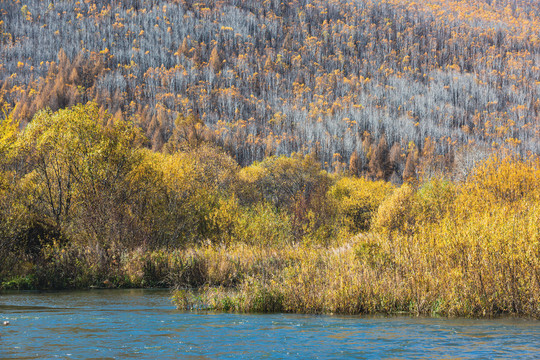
[209,46,221,72]
[369,135,391,180]
[349,150,360,176]
[403,150,418,182]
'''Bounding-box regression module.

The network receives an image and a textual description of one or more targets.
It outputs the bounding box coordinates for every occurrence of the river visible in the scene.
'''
[1,289,539,359]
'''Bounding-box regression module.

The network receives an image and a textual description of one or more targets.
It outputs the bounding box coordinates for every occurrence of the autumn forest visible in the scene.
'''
[0,0,539,317]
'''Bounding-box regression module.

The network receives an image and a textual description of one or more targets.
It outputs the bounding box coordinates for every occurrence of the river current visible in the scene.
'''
[1,289,539,359]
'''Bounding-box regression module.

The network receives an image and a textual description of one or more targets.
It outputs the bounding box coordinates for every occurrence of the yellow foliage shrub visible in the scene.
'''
[233,202,292,246]
[373,183,416,235]
[330,176,394,232]
[414,178,456,224]
[459,154,540,211]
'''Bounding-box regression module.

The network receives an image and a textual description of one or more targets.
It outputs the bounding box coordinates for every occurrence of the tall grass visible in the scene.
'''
[173,155,540,317]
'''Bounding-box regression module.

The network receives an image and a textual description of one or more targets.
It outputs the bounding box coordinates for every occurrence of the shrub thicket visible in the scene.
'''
[1,105,539,318]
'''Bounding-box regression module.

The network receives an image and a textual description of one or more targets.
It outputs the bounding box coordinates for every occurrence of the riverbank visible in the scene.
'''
[3,225,539,318]
[171,229,540,318]
[1,106,539,316]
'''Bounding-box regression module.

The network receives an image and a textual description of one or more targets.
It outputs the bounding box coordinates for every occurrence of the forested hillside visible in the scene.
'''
[2,1,540,316]
[1,0,539,180]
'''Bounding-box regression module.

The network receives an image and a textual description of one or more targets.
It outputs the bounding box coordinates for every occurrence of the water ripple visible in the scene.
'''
[1,290,539,359]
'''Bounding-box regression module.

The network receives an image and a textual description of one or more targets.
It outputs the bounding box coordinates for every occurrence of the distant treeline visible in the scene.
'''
[1,0,539,180]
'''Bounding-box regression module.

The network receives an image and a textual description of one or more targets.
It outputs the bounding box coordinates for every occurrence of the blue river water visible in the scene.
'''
[1,289,539,359]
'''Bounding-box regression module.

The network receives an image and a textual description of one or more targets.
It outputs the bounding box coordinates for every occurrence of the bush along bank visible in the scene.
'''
[1,105,540,317]
[172,155,540,317]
